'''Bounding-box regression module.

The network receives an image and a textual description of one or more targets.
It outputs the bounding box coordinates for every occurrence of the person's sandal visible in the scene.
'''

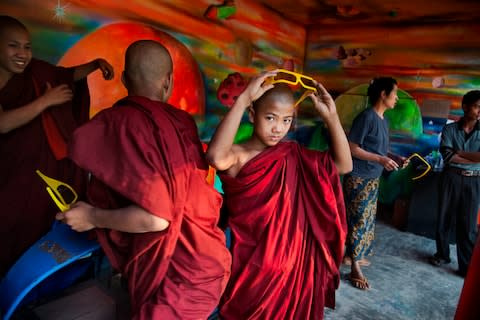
[348,274,370,290]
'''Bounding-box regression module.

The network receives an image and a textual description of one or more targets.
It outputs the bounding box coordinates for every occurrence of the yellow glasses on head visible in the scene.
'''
[265,69,317,107]
[403,153,432,180]
[36,170,78,212]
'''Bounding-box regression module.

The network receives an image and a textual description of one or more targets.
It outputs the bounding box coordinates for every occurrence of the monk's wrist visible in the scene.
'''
[234,94,252,110]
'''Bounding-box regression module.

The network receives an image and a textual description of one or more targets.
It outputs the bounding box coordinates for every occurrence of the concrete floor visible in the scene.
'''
[11,220,465,320]
[325,221,464,320]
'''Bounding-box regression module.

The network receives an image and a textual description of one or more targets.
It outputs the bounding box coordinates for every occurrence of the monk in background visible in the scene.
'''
[207,72,351,319]
[58,40,231,319]
[0,15,113,277]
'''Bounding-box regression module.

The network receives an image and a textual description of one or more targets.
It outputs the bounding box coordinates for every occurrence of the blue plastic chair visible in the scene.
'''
[0,223,100,320]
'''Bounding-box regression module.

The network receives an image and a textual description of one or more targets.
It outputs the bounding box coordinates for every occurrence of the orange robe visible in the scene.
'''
[0,59,89,276]
[69,96,231,319]
[219,141,347,320]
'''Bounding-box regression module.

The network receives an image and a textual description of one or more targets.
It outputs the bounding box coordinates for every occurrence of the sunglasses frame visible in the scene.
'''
[36,170,78,212]
[403,153,432,180]
[265,69,318,108]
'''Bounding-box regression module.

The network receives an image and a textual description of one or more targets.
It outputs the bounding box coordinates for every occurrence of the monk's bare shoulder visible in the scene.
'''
[226,143,262,178]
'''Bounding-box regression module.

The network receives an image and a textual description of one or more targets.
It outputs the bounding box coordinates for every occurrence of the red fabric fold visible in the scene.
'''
[219,141,347,320]
[69,96,231,319]
[41,111,68,160]
[455,235,480,320]
[0,59,89,276]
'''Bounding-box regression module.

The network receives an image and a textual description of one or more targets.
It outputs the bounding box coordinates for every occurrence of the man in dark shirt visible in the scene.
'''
[430,90,480,277]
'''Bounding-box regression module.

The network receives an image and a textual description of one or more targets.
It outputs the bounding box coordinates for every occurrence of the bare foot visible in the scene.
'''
[349,261,370,290]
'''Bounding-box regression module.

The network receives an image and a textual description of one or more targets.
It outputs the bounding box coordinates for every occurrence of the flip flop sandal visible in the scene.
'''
[348,274,370,290]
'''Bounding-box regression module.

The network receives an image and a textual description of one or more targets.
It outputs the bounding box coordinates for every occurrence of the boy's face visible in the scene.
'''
[250,99,294,147]
[463,98,480,121]
[0,26,32,78]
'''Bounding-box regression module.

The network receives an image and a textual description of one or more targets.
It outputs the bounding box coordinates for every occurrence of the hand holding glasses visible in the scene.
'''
[401,153,432,180]
[36,170,78,212]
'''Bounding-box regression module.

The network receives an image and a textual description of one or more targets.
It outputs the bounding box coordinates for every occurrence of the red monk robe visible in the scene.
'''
[69,96,231,319]
[455,235,480,320]
[219,141,347,320]
[0,58,89,276]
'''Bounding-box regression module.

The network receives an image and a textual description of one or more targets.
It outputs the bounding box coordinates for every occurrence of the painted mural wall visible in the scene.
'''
[3,0,480,201]
[0,0,306,140]
[306,20,480,155]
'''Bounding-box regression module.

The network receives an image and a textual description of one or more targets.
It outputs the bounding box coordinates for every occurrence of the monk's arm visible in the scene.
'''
[207,71,276,171]
[206,95,248,171]
[58,201,169,233]
[0,83,72,133]
[72,58,114,81]
[310,81,352,174]
[324,116,352,174]
[349,142,399,171]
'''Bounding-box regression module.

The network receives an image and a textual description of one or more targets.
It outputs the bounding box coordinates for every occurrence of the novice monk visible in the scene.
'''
[0,15,113,276]
[58,40,231,319]
[207,71,352,319]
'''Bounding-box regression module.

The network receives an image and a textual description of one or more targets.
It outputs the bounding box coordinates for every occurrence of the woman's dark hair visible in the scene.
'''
[462,90,480,108]
[367,77,397,106]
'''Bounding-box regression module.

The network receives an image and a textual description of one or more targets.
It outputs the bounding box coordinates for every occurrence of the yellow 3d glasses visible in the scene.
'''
[265,69,317,107]
[404,153,432,180]
[36,170,78,212]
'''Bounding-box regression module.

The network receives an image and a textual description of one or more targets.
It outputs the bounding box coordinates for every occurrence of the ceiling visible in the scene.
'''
[260,0,480,26]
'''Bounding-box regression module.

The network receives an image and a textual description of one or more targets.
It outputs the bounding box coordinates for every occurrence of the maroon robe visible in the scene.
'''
[219,141,347,320]
[69,96,231,319]
[0,59,89,276]
[455,235,480,320]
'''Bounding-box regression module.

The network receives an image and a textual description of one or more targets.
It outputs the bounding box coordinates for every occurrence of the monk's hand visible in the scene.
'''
[380,156,399,171]
[309,81,338,123]
[237,70,278,108]
[41,82,73,108]
[96,58,114,80]
[56,201,96,232]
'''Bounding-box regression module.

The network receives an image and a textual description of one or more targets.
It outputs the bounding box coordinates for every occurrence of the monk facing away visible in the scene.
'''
[57,40,231,319]
[206,71,352,319]
[0,15,113,277]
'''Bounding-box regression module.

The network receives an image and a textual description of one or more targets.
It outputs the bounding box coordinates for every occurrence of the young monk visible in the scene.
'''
[0,15,113,277]
[206,71,352,319]
[58,40,231,319]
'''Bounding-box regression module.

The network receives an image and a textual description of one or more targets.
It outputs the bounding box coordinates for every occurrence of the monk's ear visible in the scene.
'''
[248,106,255,123]
[164,72,173,100]
[121,71,127,89]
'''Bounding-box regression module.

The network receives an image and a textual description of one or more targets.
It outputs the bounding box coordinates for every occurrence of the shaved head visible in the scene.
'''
[123,40,173,101]
[0,15,29,42]
[252,83,295,112]
[0,15,28,34]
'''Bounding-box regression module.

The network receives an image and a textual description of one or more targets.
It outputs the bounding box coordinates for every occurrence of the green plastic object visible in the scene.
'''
[335,84,423,138]
[217,6,236,19]
[234,122,253,143]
